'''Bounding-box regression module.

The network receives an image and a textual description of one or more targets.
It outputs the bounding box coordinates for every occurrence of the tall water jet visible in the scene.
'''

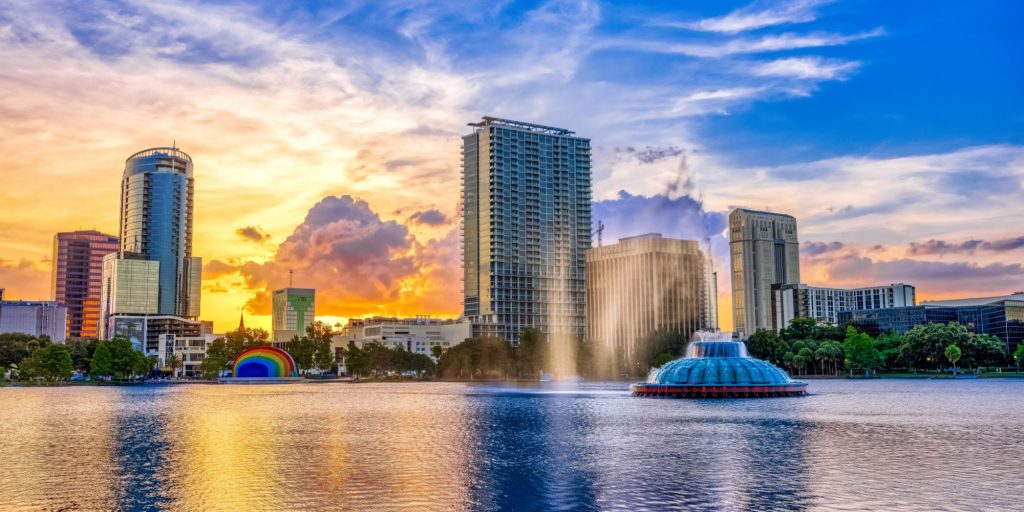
[632,331,807,398]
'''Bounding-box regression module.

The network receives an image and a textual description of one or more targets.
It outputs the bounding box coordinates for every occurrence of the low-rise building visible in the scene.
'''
[156,332,221,377]
[332,316,472,363]
[106,314,202,353]
[0,300,68,342]
[773,283,915,327]
[838,292,1024,355]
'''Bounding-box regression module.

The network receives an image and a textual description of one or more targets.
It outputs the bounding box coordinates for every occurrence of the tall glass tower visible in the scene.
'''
[119,147,201,318]
[462,117,592,343]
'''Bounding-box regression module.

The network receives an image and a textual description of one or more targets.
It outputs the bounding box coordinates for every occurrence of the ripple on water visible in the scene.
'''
[0,379,1022,511]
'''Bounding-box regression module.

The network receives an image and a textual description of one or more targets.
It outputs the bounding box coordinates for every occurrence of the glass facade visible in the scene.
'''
[120,148,199,318]
[462,117,591,343]
[272,288,315,343]
[51,230,119,339]
[839,294,1024,356]
[0,301,67,342]
[99,253,159,338]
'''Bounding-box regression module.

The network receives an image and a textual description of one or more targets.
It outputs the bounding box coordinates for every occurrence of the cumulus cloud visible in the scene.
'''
[235,225,271,243]
[408,209,449,226]
[615,146,685,164]
[233,195,459,318]
[203,259,238,279]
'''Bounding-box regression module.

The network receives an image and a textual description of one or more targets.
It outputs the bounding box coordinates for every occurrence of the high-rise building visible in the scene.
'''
[51,230,119,339]
[461,117,591,343]
[118,147,201,317]
[729,209,800,338]
[272,288,315,343]
[586,234,718,364]
[773,283,915,327]
[0,300,67,342]
[100,147,204,349]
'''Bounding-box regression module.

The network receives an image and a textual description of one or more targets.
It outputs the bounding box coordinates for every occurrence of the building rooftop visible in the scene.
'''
[921,292,1024,308]
[732,208,795,219]
[468,116,575,136]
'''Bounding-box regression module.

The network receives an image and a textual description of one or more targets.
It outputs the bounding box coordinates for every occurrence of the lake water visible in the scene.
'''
[0,379,1021,511]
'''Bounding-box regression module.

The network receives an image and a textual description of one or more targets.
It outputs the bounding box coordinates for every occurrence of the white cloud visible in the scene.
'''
[673,0,834,34]
[751,56,861,79]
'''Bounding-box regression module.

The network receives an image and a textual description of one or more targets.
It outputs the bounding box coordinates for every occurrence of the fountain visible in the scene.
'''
[631,331,807,398]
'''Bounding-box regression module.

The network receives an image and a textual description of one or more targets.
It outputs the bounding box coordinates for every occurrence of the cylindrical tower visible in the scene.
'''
[119,147,199,317]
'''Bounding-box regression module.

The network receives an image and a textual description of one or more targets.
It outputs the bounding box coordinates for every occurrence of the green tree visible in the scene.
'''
[517,327,548,377]
[874,331,904,371]
[0,333,49,368]
[960,333,1005,369]
[844,326,879,378]
[745,328,789,366]
[430,345,445,361]
[944,344,962,374]
[90,342,114,379]
[313,337,335,373]
[20,344,74,382]
[652,352,674,368]
[1014,344,1024,371]
[287,335,315,374]
[167,353,183,378]
[780,317,818,342]
[344,341,370,379]
[200,354,227,379]
[899,322,971,369]
[65,338,98,371]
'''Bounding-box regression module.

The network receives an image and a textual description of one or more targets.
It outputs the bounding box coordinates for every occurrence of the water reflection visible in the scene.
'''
[1,380,1023,511]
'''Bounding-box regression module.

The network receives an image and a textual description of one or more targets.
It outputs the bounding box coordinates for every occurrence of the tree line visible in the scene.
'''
[746,318,1018,376]
[1,333,152,383]
[200,321,336,379]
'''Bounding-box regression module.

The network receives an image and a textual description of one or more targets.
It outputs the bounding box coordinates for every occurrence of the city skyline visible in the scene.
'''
[1,1,1022,334]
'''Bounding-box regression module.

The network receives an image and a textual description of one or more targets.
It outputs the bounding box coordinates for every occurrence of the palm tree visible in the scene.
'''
[167,354,183,379]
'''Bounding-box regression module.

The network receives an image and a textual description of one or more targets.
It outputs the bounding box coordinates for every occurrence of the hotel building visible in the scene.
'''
[462,117,591,343]
[729,209,800,337]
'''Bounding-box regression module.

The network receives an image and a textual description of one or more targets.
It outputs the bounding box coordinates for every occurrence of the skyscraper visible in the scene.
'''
[51,230,119,339]
[462,117,591,343]
[101,147,203,346]
[119,147,201,317]
[272,288,315,344]
[729,209,799,338]
[586,234,718,366]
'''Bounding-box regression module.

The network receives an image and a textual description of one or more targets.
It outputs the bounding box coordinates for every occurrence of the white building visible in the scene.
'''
[773,283,916,328]
[332,316,472,362]
[156,332,221,377]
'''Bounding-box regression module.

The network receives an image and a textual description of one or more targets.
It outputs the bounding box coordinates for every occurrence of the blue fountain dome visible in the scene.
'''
[633,339,807,398]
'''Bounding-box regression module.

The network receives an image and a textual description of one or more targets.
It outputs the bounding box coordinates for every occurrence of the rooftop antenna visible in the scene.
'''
[172,138,177,150]
[289,268,294,288]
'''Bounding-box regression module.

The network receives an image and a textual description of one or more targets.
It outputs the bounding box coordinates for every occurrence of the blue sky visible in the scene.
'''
[1,0,1022,328]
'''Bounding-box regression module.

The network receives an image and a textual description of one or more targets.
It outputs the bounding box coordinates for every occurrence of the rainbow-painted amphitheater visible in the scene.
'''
[222,346,301,383]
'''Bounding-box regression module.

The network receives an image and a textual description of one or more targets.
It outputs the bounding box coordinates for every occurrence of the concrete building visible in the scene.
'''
[586,234,717,364]
[838,292,1024,355]
[462,117,591,344]
[106,314,202,354]
[773,283,915,327]
[332,316,472,363]
[729,209,800,338]
[272,288,315,343]
[51,230,119,339]
[156,332,221,377]
[0,300,67,342]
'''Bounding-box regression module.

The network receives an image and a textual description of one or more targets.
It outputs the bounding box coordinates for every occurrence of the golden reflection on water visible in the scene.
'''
[160,383,476,511]
[0,387,119,511]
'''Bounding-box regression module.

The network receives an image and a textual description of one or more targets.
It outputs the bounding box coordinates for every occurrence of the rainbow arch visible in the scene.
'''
[232,346,298,378]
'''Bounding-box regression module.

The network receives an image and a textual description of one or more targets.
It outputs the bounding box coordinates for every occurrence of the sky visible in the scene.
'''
[1,0,1022,333]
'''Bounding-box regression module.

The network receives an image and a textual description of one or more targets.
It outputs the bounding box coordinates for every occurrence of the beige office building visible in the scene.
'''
[586,234,718,364]
[729,209,800,338]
